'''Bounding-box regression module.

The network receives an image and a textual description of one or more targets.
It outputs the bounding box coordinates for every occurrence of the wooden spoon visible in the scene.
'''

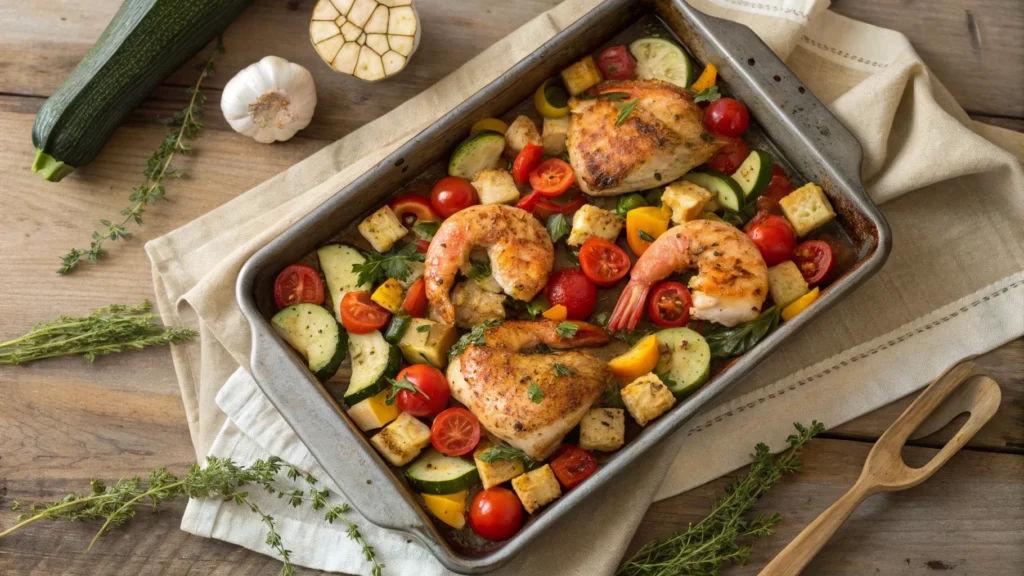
[759,360,1002,576]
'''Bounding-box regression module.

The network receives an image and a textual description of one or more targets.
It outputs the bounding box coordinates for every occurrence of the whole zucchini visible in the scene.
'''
[31,0,251,182]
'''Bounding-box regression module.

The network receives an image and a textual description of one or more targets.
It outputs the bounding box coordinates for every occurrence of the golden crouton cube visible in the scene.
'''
[561,56,603,96]
[580,408,625,452]
[370,413,431,466]
[503,115,542,159]
[621,373,676,427]
[567,204,625,247]
[662,181,713,224]
[473,438,525,489]
[779,183,836,237]
[357,205,408,253]
[542,117,570,156]
[767,261,810,309]
[472,169,520,205]
[511,464,562,514]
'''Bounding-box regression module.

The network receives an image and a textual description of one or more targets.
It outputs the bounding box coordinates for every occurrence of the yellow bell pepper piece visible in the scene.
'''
[471,117,509,135]
[370,278,404,313]
[422,491,468,530]
[781,287,820,322]
[542,304,568,321]
[608,334,660,384]
[626,206,671,256]
[690,63,717,92]
[346,390,400,431]
[534,79,570,119]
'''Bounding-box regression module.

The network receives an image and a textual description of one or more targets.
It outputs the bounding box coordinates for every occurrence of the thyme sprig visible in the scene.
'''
[58,40,225,275]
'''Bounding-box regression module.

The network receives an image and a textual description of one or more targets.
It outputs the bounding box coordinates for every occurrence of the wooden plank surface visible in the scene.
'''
[1,0,1023,575]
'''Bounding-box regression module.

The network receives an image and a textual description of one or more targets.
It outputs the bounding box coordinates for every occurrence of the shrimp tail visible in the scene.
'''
[608,279,650,333]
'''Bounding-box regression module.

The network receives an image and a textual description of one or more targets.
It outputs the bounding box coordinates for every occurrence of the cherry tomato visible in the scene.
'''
[648,281,692,327]
[529,159,575,197]
[430,176,479,218]
[512,143,543,184]
[469,487,524,541]
[704,135,750,175]
[431,407,481,456]
[340,291,391,334]
[394,364,450,418]
[704,97,750,137]
[597,45,636,80]
[273,264,325,309]
[533,194,587,220]
[745,211,796,267]
[578,238,630,287]
[793,240,834,286]
[415,239,431,254]
[550,445,597,489]
[402,277,428,317]
[389,194,440,228]
[544,268,597,320]
[754,165,794,214]
[516,191,543,213]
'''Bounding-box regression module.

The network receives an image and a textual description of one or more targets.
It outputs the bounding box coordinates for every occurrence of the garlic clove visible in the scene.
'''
[310,21,340,43]
[316,34,345,62]
[388,6,416,36]
[313,0,340,20]
[310,0,420,82]
[366,33,390,56]
[356,45,386,81]
[388,34,414,57]
[333,42,361,74]
[382,51,407,76]
[346,0,377,28]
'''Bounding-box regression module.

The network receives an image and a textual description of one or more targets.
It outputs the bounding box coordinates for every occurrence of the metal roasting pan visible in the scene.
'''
[236,0,891,572]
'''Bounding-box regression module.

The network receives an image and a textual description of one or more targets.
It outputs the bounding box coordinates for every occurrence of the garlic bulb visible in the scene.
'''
[310,0,420,82]
[220,56,317,143]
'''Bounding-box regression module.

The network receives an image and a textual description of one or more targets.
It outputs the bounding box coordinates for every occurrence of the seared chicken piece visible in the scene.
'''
[447,320,612,460]
[567,80,725,196]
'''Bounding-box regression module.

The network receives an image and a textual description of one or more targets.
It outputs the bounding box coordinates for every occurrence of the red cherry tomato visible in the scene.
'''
[550,445,597,489]
[516,191,543,213]
[393,364,450,418]
[273,264,325,309]
[596,45,636,80]
[578,238,631,287]
[704,135,750,175]
[648,281,692,328]
[745,211,797,267]
[402,277,428,317]
[389,194,440,228]
[529,159,575,197]
[544,268,597,320]
[430,176,479,218]
[533,194,587,220]
[430,407,481,456]
[414,239,432,254]
[512,143,543,184]
[469,487,524,541]
[704,97,750,137]
[793,240,834,286]
[755,165,795,214]
[339,291,391,334]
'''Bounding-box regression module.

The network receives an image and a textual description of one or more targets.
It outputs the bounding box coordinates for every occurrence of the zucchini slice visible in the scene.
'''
[681,170,743,212]
[271,303,348,381]
[629,37,696,89]
[345,330,401,405]
[448,131,505,180]
[406,449,481,495]
[731,150,774,203]
[317,243,371,321]
[654,327,711,398]
[384,314,412,344]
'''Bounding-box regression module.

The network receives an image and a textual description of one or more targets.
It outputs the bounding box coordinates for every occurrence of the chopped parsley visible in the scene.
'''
[467,260,491,280]
[350,242,424,287]
[554,363,572,377]
[590,311,610,328]
[449,319,501,361]
[555,322,578,339]
[691,85,722,103]
[384,377,427,406]
[527,381,545,403]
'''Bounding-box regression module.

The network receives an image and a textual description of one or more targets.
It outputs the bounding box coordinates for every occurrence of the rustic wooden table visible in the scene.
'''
[1,1,1022,574]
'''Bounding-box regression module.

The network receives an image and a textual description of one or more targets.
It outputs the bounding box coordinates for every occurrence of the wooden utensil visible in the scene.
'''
[760,360,1002,576]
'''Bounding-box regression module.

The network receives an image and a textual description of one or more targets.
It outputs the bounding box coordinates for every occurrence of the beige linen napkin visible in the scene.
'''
[148,0,1024,573]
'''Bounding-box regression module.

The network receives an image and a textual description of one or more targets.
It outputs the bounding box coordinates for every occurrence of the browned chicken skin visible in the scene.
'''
[567,79,725,195]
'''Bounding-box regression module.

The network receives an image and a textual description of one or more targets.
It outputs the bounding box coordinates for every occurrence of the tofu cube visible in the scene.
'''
[472,169,520,205]
[503,115,542,160]
[511,464,562,514]
[449,280,505,329]
[567,204,626,247]
[358,205,408,253]
[580,408,625,452]
[370,412,431,466]
[561,56,603,96]
[473,438,525,489]
[542,117,570,157]
[767,261,810,308]
[779,183,836,237]
[370,278,404,313]
[662,181,713,224]
[621,373,676,427]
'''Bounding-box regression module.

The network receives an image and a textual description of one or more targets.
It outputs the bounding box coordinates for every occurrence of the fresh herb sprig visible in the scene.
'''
[527,380,545,403]
[0,301,195,365]
[476,444,538,469]
[385,376,427,406]
[351,242,424,287]
[449,319,501,360]
[704,306,781,359]
[615,98,640,126]
[58,41,224,275]
[467,260,492,280]
[618,421,825,576]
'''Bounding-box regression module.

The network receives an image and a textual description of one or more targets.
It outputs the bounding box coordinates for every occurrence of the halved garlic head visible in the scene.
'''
[310,0,420,82]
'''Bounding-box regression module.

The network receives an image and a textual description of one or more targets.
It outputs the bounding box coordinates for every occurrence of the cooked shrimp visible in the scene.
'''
[608,219,768,332]
[425,204,554,325]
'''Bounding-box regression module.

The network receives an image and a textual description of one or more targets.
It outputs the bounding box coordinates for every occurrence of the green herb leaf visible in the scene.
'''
[546,213,571,244]
[691,85,722,103]
[525,297,549,320]
[700,132,714,143]
[719,210,747,228]
[412,221,440,241]
[601,382,625,409]
[449,319,501,361]
[615,98,640,126]
[615,193,648,217]
[566,249,581,268]
[554,363,572,377]
[385,376,427,406]
[638,229,656,243]
[579,91,631,101]
[704,306,781,360]
[590,311,610,328]
[476,444,538,469]
[467,260,491,280]
[351,242,425,287]
[527,381,545,403]
[555,322,579,339]
[416,324,431,333]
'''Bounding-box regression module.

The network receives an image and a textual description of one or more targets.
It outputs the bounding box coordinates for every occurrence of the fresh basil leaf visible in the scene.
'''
[411,221,440,241]
[566,249,580,268]
[476,444,537,468]
[691,85,722,103]
[704,306,781,360]
[546,213,570,243]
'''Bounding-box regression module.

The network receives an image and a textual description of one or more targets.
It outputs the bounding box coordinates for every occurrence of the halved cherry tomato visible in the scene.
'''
[755,165,794,214]
[415,239,431,254]
[745,211,796,267]
[579,238,630,287]
[512,143,543,184]
[431,407,481,456]
[516,191,543,213]
[273,264,325,309]
[648,281,692,328]
[597,45,636,80]
[793,240,834,286]
[529,159,575,197]
[340,291,391,334]
[550,445,597,489]
[705,97,750,137]
[705,135,750,175]
[533,194,587,220]
[389,194,440,228]
[394,364,450,418]
[430,176,479,218]
[469,487,523,541]
[544,268,597,320]
[402,277,428,317]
